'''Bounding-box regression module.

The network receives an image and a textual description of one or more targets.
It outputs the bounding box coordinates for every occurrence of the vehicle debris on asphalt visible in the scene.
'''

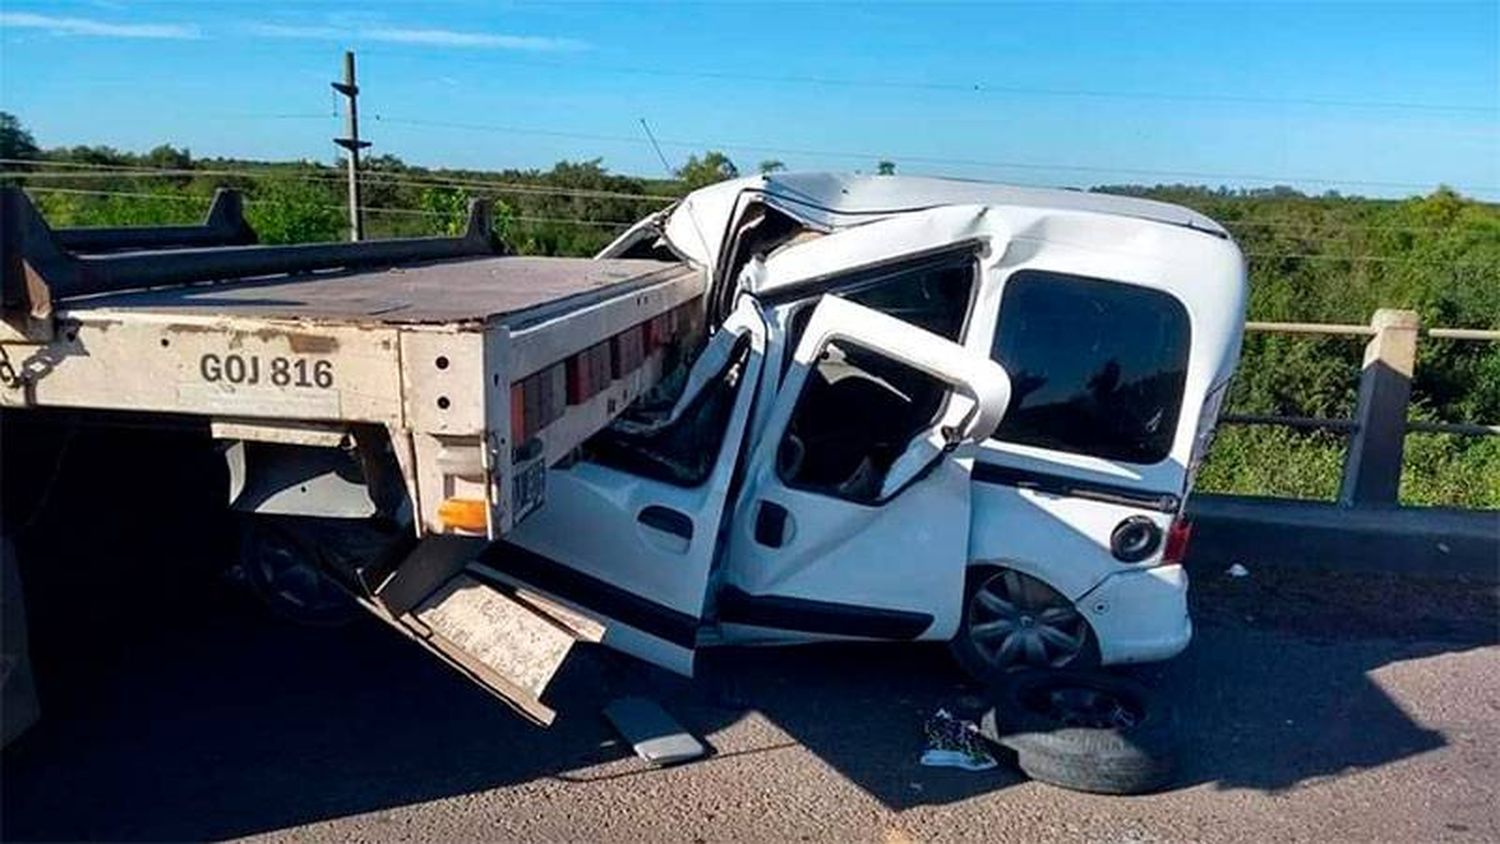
[603,696,708,767]
[920,709,997,771]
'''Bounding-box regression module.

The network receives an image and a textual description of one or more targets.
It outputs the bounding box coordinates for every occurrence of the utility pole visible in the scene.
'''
[331,50,370,241]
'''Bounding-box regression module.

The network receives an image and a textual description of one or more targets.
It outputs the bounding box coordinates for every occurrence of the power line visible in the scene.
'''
[15,169,1478,238]
[1243,251,1494,268]
[10,131,1492,196]
[21,188,1490,267]
[369,115,1498,194]
[19,187,636,228]
[1223,219,1469,235]
[210,112,335,121]
[361,206,633,228]
[22,187,204,203]
[16,169,1490,239]
[0,161,680,204]
[358,50,1498,114]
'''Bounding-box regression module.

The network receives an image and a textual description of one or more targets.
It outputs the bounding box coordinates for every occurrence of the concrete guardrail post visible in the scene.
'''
[1338,309,1420,507]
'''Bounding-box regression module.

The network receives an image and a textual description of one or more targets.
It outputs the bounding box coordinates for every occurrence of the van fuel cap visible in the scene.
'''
[1110,516,1163,563]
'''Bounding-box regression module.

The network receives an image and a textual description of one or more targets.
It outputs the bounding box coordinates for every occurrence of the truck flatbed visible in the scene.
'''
[58,254,690,327]
[1,188,704,537]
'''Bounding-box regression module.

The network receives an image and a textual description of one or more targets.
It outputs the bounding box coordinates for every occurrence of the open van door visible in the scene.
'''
[488,302,770,677]
[718,296,1011,643]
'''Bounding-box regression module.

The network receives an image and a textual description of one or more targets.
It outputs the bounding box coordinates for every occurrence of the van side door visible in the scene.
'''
[717,295,1009,643]
[717,207,1014,643]
[494,301,769,676]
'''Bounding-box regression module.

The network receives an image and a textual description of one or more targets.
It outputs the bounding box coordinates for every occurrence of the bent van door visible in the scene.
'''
[489,300,769,676]
[717,294,1011,646]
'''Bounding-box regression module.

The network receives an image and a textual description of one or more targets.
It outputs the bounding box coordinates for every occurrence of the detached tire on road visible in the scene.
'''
[980,669,1178,795]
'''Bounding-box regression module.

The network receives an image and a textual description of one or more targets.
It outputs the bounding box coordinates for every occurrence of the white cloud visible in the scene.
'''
[246,21,586,52]
[0,11,199,39]
[243,23,341,40]
[361,27,585,51]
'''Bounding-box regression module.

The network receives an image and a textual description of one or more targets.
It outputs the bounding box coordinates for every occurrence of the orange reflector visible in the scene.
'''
[437,497,488,532]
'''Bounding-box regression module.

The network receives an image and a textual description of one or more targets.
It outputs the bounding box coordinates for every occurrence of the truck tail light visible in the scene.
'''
[510,383,526,443]
[511,365,567,443]
[438,497,487,533]
[611,325,646,377]
[1161,518,1193,566]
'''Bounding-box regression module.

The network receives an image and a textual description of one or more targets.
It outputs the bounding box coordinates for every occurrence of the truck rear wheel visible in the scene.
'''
[238,517,373,627]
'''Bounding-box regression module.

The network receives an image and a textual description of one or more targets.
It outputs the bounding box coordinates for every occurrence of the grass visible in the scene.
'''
[1196,426,1345,501]
[1195,425,1500,509]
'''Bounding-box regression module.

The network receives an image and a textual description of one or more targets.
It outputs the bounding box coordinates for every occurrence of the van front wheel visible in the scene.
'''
[950,567,1099,683]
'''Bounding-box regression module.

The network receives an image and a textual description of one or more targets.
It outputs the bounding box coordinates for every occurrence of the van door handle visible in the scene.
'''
[637,506,694,541]
[754,501,790,548]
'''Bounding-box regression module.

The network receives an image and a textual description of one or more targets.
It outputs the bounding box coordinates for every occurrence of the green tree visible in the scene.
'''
[676,151,739,190]
[419,186,473,236]
[145,144,192,171]
[0,112,39,160]
[877,160,896,176]
[32,186,200,227]
[758,159,786,174]
[415,186,516,244]
[246,177,345,244]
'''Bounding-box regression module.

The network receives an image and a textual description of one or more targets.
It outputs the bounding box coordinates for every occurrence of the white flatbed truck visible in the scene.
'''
[0,187,702,723]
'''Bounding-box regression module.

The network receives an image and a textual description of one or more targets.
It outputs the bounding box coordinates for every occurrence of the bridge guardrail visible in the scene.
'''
[1217,309,1498,508]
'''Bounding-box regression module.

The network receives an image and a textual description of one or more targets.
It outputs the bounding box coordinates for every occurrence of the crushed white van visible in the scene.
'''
[494,173,1247,696]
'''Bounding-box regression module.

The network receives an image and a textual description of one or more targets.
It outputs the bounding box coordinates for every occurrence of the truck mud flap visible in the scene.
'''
[361,537,604,725]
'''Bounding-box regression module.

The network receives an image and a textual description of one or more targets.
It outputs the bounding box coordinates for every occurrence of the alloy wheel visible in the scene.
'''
[966,569,1089,670]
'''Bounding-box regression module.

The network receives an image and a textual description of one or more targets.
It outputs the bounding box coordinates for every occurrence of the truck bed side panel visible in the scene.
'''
[2,312,407,424]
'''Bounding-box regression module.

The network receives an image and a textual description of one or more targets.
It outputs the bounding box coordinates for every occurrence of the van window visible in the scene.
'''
[585,335,752,487]
[990,271,1190,464]
[782,253,975,366]
[840,258,973,341]
[778,340,948,503]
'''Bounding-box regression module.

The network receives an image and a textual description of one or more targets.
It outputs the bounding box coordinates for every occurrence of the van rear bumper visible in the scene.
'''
[1078,564,1192,665]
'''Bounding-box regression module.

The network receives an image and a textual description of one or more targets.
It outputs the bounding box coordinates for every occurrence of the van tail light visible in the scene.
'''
[1161,517,1193,566]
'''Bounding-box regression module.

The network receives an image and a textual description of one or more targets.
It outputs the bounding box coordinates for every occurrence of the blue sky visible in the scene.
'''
[1,1,1496,199]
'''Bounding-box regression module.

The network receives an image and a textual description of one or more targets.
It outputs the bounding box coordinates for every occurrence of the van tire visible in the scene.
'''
[979,669,1177,795]
[950,566,1099,683]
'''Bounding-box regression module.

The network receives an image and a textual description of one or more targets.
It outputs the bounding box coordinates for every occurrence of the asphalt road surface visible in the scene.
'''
[3,525,1496,844]
[3,429,1497,842]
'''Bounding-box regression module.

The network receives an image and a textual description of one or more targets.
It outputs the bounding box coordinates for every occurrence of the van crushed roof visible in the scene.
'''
[657,172,1229,268]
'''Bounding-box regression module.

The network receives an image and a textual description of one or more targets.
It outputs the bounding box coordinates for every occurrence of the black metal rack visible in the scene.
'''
[1,186,500,334]
[51,188,257,254]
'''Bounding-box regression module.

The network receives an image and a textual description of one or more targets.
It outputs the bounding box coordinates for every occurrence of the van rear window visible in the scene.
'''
[989,271,1190,464]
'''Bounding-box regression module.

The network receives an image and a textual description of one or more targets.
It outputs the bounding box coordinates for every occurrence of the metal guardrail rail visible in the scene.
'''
[1219,309,1498,507]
